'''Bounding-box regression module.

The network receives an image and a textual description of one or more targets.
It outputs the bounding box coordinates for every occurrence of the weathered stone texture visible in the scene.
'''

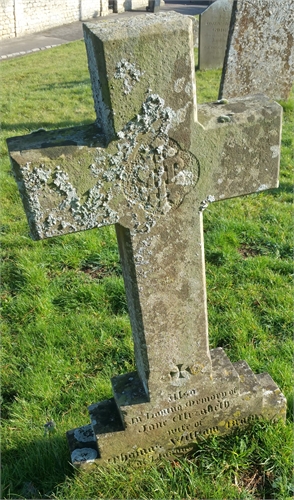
[7,12,287,467]
[219,0,294,100]
[198,0,233,69]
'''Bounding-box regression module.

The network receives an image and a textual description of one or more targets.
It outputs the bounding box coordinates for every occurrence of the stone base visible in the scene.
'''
[67,348,286,467]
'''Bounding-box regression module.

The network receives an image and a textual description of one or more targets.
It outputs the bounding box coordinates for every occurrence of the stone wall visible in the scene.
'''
[0,0,148,39]
[1,0,15,39]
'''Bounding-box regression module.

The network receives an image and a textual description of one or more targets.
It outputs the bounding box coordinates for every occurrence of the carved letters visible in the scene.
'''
[107,415,259,464]
[128,387,238,434]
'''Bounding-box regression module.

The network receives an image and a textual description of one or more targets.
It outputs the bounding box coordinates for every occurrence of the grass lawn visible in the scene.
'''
[1,42,293,499]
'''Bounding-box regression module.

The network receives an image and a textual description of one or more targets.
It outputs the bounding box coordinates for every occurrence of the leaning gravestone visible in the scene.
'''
[198,0,233,69]
[7,13,286,467]
[219,0,294,100]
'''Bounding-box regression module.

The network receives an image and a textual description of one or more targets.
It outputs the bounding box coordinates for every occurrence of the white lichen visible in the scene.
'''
[174,77,185,93]
[74,425,96,443]
[20,93,198,238]
[199,195,215,212]
[114,59,144,95]
[71,447,98,463]
[270,145,280,158]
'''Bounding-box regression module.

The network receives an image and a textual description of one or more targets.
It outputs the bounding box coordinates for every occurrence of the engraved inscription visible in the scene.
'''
[108,445,161,464]
[199,4,233,70]
[106,415,261,465]
[138,420,168,433]
[168,423,193,435]
[170,425,219,445]
[168,387,237,402]
[127,388,238,434]
[225,414,259,429]
[169,415,260,447]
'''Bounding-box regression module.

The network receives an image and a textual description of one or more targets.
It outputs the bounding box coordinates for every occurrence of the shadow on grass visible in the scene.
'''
[2,434,74,499]
[34,79,91,92]
[286,392,293,422]
[271,181,294,195]
[2,119,94,135]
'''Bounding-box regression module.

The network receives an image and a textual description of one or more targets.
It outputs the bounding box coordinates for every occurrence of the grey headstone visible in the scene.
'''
[219,0,294,100]
[146,0,160,13]
[7,12,287,467]
[198,0,233,70]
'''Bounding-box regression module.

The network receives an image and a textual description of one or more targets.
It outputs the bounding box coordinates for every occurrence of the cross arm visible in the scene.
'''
[7,124,127,239]
[193,94,282,205]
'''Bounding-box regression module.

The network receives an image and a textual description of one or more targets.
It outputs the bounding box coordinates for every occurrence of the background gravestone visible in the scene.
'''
[219,0,294,100]
[198,0,233,70]
[7,12,287,467]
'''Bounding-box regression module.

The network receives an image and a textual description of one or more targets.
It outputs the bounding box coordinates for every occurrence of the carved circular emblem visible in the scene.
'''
[90,94,200,232]
[123,137,199,217]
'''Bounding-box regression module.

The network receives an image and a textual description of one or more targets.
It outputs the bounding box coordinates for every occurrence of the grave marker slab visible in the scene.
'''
[198,0,233,70]
[219,0,294,100]
[7,12,286,467]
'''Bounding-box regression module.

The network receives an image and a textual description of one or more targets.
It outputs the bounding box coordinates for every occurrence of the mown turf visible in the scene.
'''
[1,42,293,499]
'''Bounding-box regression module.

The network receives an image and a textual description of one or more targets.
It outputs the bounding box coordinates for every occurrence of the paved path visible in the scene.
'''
[0,0,214,61]
[0,1,211,61]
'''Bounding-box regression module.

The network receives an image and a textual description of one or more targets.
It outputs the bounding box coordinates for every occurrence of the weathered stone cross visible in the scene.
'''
[8,12,286,466]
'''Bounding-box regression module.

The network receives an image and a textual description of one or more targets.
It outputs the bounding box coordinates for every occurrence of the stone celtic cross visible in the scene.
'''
[8,12,286,466]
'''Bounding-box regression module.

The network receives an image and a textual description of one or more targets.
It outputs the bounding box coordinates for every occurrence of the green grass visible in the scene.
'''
[1,42,293,499]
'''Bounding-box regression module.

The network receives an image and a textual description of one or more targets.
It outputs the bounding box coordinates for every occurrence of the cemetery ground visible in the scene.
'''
[1,39,293,499]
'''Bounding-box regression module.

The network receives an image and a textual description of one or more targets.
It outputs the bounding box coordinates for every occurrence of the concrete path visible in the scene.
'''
[0,0,212,61]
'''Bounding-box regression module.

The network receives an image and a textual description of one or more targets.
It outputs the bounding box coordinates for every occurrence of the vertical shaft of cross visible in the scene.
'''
[82,14,205,398]
[116,191,212,399]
